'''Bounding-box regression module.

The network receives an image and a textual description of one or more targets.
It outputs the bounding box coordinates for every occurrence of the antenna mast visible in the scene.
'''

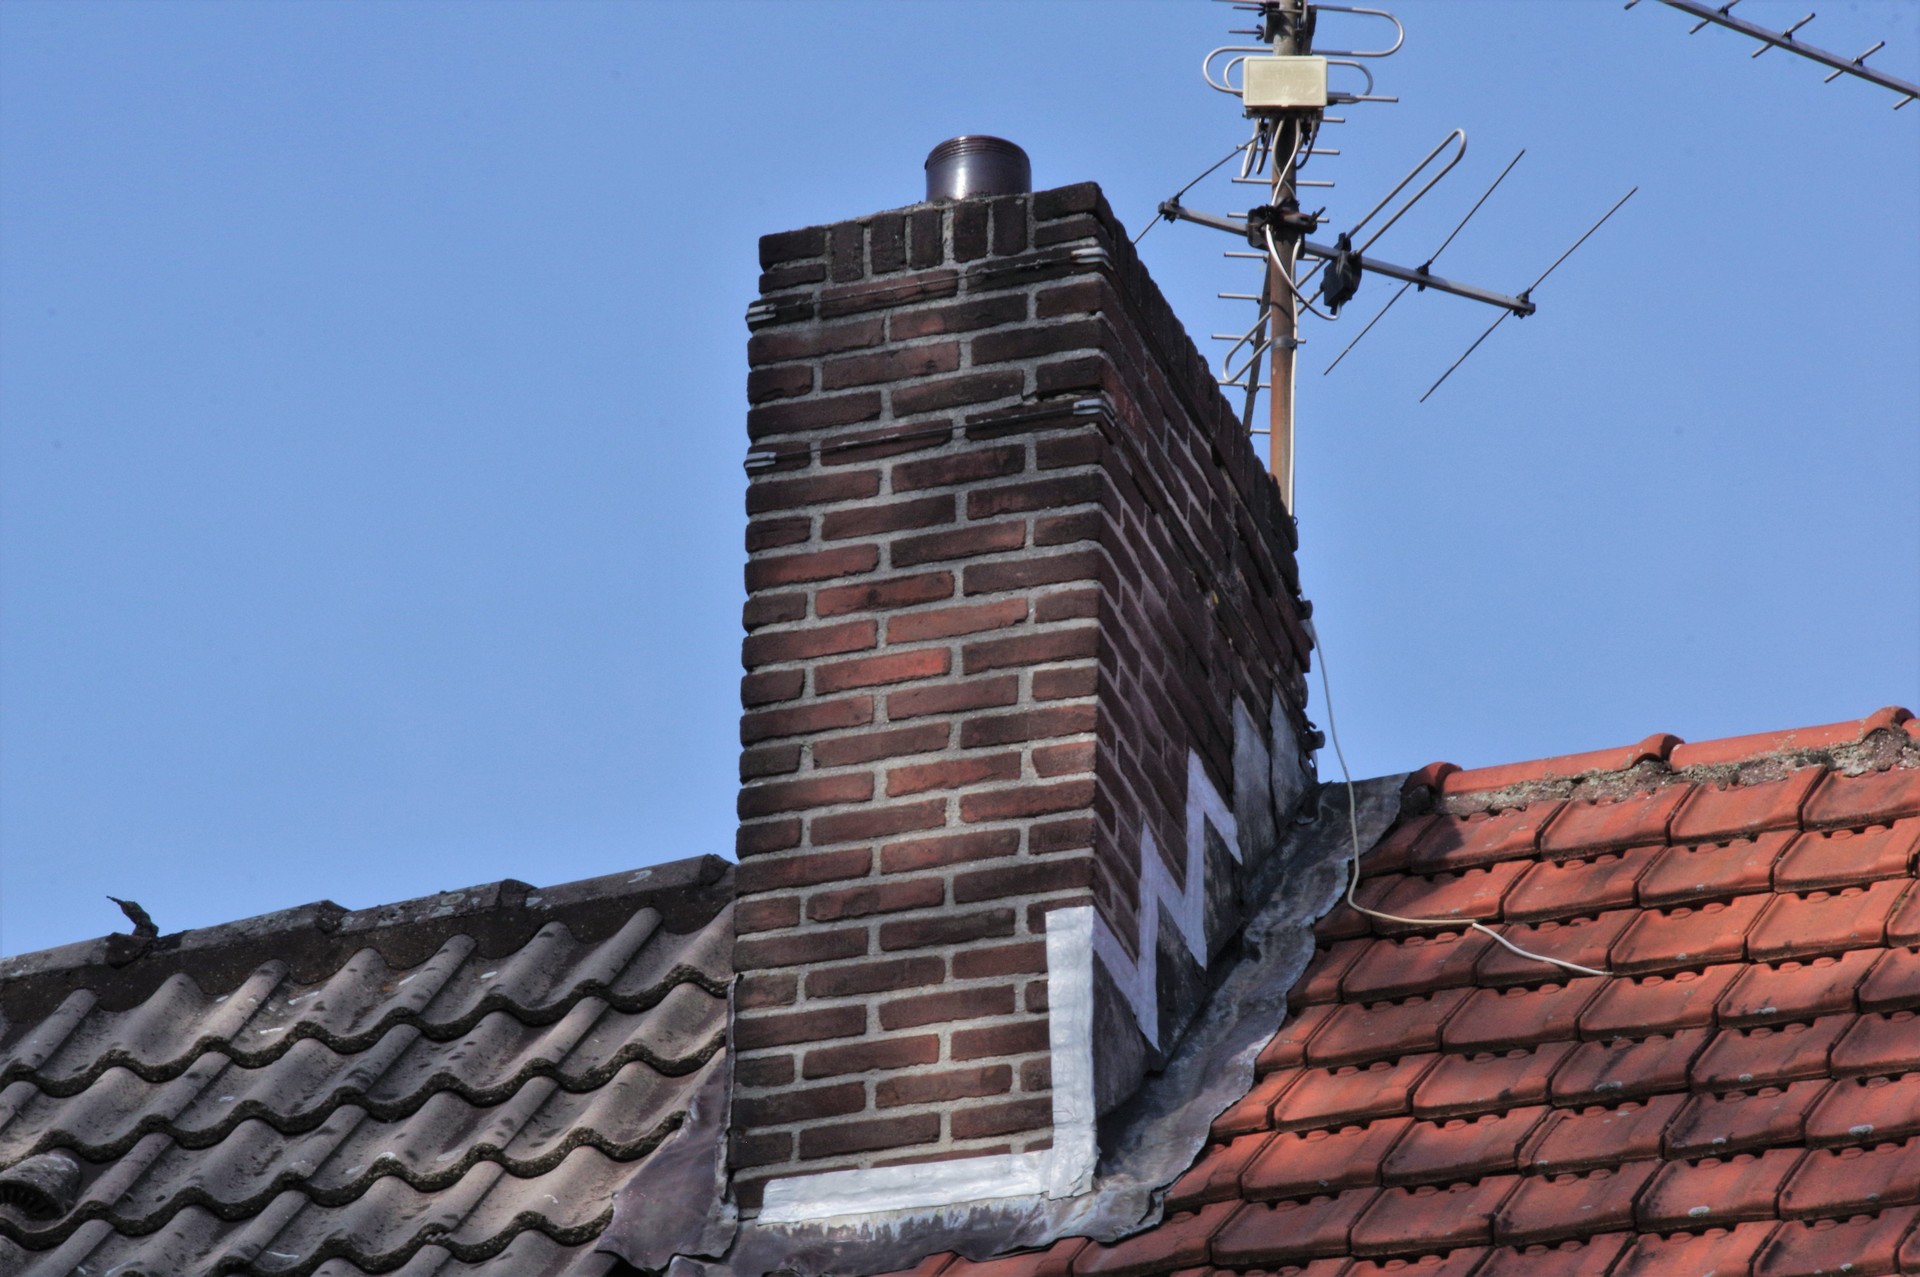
[1264,0,1312,513]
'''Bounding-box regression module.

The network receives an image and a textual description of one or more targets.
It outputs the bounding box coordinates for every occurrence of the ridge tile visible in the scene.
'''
[1805,1073,1920,1148]
[1349,1176,1519,1255]
[1690,1016,1855,1091]
[1638,831,1793,908]
[1669,769,1823,844]
[1523,1094,1685,1174]
[1716,950,1877,1028]
[1492,1159,1657,1247]
[1578,965,1741,1040]
[1503,848,1654,923]
[1207,1190,1378,1267]
[1610,894,1769,976]
[1539,786,1690,858]
[1773,818,1920,892]
[1441,979,1601,1052]
[1380,1108,1547,1186]
[1665,1081,1828,1158]
[1636,1146,1803,1230]
[1747,879,1909,961]
[1802,767,1920,831]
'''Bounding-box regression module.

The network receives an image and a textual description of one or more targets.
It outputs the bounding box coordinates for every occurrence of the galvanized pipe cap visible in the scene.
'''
[924,136,1031,202]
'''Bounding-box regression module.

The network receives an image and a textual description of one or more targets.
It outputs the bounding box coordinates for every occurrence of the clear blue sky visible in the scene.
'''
[2,1,1914,957]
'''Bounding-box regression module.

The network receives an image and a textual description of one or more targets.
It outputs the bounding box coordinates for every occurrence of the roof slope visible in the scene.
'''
[0,856,732,1277]
[897,708,1920,1277]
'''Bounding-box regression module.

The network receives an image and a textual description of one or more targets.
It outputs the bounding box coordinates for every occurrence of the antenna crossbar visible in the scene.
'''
[1634,0,1919,107]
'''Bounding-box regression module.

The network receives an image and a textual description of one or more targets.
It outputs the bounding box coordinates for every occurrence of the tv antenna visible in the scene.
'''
[1626,0,1918,109]
[1137,1,1636,512]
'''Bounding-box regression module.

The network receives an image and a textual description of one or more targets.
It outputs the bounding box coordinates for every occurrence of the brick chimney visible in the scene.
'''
[730,174,1317,1219]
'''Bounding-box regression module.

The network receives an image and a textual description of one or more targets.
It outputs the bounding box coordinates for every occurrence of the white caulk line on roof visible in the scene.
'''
[756,905,1098,1222]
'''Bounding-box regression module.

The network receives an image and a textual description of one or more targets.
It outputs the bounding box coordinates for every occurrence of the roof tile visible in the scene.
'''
[1539,786,1690,858]
[1804,1073,1920,1148]
[1289,939,1369,1009]
[1410,1044,1573,1120]
[1779,1139,1920,1217]
[1608,1222,1776,1277]
[1550,1028,1709,1105]
[1522,1095,1686,1174]
[1773,818,1920,891]
[1163,1133,1270,1212]
[1341,931,1491,1002]
[1610,895,1768,976]
[1715,950,1877,1028]
[1068,1203,1232,1277]
[1206,1190,1378,1266]
[953,1240,1087,1277]
[1474,1233,1631,1277]
[1503,847,1654,923]
[1269,1055,1438,1133]
[1254,1002,1337,1075]
[1443,735,1677,794]
[1476,910,1634,987]
[1209,1070,1297,1141]
[1754,1204,1920,1277]
[1380,1109,1547,1186]
[1690,1016,1855,1092]
[1747,879,1910,960]
[1887,884,1920,947]
[1802,767,1920,830]
[1344,1248,1489,1277]
[1405,806,1559,874]
[1241,1119,1411,1201]
[1637,831,1793,908]
[1440,980,1601,1052]
[1668,770,1824,844]
[1304,990,1469,1069]
[1348,1176,1519,1255]
[1359,862,1530,936]
[1664,1081,1828,1159]
[1492,1159,1657,1246]
[1830,1010,1920,1078]
[1361,814,1438,880]
[1859,946,1920,1012]
[1578,965,1741,1040]
[1636,1146,1803,1229]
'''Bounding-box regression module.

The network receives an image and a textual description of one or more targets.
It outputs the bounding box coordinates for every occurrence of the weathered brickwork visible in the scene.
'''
[731,183,1316,1210]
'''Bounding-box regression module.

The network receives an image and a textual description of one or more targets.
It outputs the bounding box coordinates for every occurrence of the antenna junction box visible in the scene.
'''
[1242,56,1328,113]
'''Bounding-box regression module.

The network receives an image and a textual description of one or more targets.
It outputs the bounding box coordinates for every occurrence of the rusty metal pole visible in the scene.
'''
[1264,0,1311,514]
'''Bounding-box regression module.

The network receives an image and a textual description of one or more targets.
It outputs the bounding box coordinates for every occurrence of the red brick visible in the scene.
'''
[729,1129,793,1169]
[798,1113,941,1160]
[738,771,874,818]
[1033,586,1099,623]
[879,907,1015,952]
[877,1064,1013,1108]
[1030,816,1093,854]
[972,319,1102,366]
[804,955,946,1000]
[734,1081,866,1127]
[736,846,871,891]
[819,268,958,318]
[961,704,1098,748]
[821,340,961,390]
[951,1018,1050,1061]
[746,543,878,591]
[803,1033,942,1079]
[1036,432,1104,470]
[745,515,811,552]
[893,369,1024,418]
[963,549,1107,595]
[748,316,882,363]
[961,780,1095,823]
[747,363,812,403]
[816,570,955,616]
[893,521,1027,567]
[735,818,802,858]
[741,695,874,746]
[736,1055,796,1091]
[966,473,1103,519]
[747,390,884,439]
[962,626,1099,674]
[811,799,946,844]
[880,983,1017,1030]
[735,1004,866,1049]
[735,926,869,970]
[808,876,946,922]
[816,647,951,695]
[888,294,1027,341]
[746,468,882,516]
[887,674,1020,720]
[954,940,1048,979]
[886,598,1028,645]
[881,827,1022,874]
[951,1097,1051,1140]
[736,971,798,1009]
[813,721,950,768]
[953,858,1095,904]
[735,896,801,934]
[1033,665,1097,701]
[741,668,803,707]
[1032,741,1094,777]
[742,619,877,667]
[892,445,1027,492]
[1033,510,1101,548]
[739,743,802,781]
[821,493,955,541]
[743,591,807,629]
[888,752,1022,797]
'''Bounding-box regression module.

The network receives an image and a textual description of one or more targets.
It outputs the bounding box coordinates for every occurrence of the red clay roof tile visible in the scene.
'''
[1690,1016,1855,1092]
[1667,713,1883,770]
[946,1240,1087,1277]
[881,1254,957,1277]
[1859,946,1920,1012]
[1773,818,1920,892]
[1578,965,1742,1040]
[1755,1204,1920,1277]
[1380,1109,1547,1186]
[1207,1191,1377,1266]
[1492,1159,1657,1247]
[1305,990,1470,1069]
[1210,1070,1298,1140]
[1344,1248,1489,1277]
[1359,861,1530,936]
[1804,1073,1920,1148]
[1887,885,1920,947]
[1068,1204,1231,1277]
[1610,894,1769,975]
[1802,766,1920,830]
[1637,831,1794,907]
[1779,1139,1920,1217]
[1669,769,1824,844]
[1361,813,1439,879]
[1475,1233,1631,1277]
[1636,1146,1803,1229]
[1290,939,1370,1009]
[1523,1095,1686,1174]
[1443,735,1678,795]
[1716,950,1876,1028]
[1539,786,1690,858]
[1608,1222,1775,1277]
[1747,879,1911,961]
[1349,1176,1519,1255]
[1255,1001,1338,1075]
[1405,806,1559,874]
[1665,1082,1828,1159]
[1241,1119,1411,1201]
[1313,901,1372,943]
[1410,1044,1573,1121]
[1550,1029,1709,1105]
[1341,931,1492,1002]
[1476,911,1635,987]
[1270,1055,1439,1133]
[1163,1132,1270,1212]
[1441,980,1601,1053]
[1830,1010,1920,1078]
[1503,847,1655,923]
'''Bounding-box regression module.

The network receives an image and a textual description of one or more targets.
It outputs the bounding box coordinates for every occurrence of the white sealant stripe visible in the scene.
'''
[755,905,1100,1222]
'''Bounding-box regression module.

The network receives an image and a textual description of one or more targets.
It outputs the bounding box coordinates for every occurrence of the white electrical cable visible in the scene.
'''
[1307,618,1611,980]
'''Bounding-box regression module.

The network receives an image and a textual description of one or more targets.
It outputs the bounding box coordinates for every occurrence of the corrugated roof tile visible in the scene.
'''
[1440,980,1601,1053]
[1304,990,1469,1069]
[1830,1010,1920,1077]
[1269,1055,1438,1133]
[1859,946,1920,1011]
[1409,1044,1573,1121]
[1549,1029,1708,1106]
[1610,895,1768,975]
[1473,1232,1631,1277]
[1405,806,1560,874]
[1608,1222,1776,1276]
[1577,965,1741,1040]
